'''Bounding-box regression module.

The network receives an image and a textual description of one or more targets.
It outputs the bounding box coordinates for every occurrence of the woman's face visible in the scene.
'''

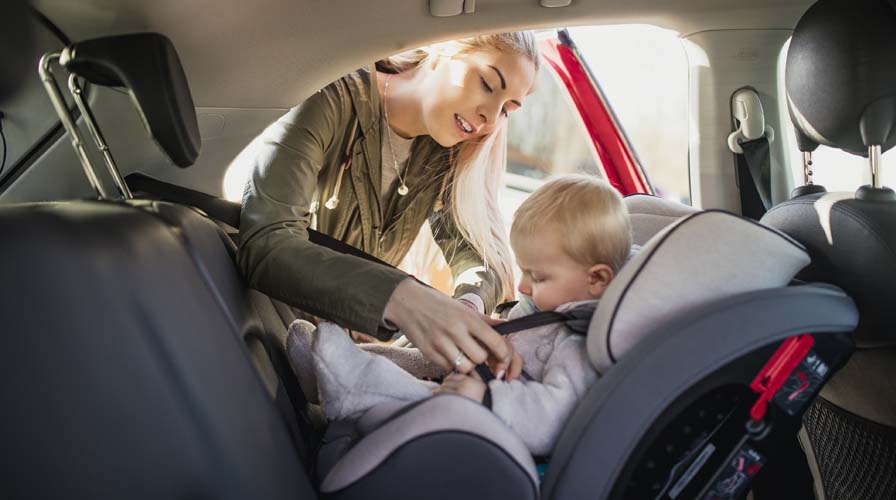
[418,48,537,147]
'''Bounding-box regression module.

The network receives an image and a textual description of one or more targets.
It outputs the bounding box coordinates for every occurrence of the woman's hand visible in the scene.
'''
[486,337,524,381]
[383,277,511,374]
[434,372,487,403]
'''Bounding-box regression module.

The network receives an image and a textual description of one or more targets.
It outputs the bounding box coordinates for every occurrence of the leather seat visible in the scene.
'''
[1,26,322,499]
[0,201,316,499]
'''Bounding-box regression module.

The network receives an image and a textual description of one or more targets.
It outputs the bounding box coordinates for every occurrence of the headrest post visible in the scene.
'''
[869,145,882,189]
[67,74,132,199]
[38,52,108,199]
[803,152,815,185]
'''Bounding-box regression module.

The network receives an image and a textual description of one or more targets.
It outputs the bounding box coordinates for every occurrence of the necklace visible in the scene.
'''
[383,75,410,196]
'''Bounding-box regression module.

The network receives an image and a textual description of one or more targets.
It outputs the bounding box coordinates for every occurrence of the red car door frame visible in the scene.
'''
[540,30,654,196]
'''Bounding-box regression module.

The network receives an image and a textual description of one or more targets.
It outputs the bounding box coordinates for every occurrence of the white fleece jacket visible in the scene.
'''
[489,298,598,456]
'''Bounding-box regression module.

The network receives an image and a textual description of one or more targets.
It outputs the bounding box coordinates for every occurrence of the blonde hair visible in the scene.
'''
[511,175,632,273]
[379,32,540,302]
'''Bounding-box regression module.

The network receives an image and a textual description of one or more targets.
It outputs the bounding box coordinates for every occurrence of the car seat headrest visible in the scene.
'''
[60,33,200,167]
[786,0,896,156]
[588,211,810,373]
[0,0,35,101]
[624,194,700,246]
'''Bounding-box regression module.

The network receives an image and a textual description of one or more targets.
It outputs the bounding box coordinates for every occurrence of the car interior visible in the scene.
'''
[1,1,894,499]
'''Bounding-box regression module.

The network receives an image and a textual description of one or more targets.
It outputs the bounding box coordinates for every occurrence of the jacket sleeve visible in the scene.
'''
[429,207,504,314]
[487,334,597,456]
[237,81,408,338]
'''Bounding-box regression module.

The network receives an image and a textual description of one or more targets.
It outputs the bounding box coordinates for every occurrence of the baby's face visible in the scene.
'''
[513,234,601,312]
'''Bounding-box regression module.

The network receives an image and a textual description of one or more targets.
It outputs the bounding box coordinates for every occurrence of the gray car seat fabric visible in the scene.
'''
[545,285,857,500]
[590,210,810,373]
[320,395,539,494]
[623,194,700,246]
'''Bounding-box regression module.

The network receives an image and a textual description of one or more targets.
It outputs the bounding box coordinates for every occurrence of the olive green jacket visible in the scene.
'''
[238,67,502,338]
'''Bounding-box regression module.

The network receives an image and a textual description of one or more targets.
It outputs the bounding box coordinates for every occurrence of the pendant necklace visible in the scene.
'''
[383,75,410,196]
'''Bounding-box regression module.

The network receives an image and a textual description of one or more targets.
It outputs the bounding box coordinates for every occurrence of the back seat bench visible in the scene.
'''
[1,200,317,499]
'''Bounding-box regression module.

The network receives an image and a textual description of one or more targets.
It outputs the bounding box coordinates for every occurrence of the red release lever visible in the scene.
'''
[749,335,815,421]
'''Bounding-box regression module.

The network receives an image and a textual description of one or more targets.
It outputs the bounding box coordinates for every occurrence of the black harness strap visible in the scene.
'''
[474,310,578,383]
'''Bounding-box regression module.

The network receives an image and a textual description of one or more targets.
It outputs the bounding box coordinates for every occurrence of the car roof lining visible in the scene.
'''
[32,0,810,108]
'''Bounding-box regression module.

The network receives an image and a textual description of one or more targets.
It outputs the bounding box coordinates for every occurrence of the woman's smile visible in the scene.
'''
[454,113,476,137]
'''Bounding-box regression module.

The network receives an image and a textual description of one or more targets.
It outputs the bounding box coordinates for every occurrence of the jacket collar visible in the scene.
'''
[345,66,382,137]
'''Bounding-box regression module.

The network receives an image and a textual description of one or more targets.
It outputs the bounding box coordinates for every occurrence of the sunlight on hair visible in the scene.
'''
[447,58,467,87]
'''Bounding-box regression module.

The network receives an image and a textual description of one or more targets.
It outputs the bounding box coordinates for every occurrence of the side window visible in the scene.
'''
[503,65,603,226]
[570,25,690,205]
[786,145,896,192]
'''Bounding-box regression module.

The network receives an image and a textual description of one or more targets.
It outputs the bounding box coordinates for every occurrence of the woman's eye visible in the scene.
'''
[501,107,508,117]
[480,76,493,94]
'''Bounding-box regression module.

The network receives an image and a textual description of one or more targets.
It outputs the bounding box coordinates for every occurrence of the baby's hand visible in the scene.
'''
[434,373,487,403]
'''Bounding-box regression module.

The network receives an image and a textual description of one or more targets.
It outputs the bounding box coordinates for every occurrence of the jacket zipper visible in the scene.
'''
[360,138,386,256]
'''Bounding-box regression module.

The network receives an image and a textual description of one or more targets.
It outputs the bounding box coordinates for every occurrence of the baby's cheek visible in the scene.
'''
[530,289,555,312]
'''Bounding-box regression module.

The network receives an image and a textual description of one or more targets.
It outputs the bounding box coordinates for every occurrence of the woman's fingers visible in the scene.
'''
[449,323,488,366]
[506,351,524,381]
[432,330,478,374]
[383,278,506,375]
[468,314,510,367]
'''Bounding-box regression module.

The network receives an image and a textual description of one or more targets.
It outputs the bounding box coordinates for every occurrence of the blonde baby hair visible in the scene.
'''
[511,175,632,272]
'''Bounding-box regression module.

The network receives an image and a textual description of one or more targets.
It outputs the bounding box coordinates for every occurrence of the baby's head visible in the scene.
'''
[510,175,632,311]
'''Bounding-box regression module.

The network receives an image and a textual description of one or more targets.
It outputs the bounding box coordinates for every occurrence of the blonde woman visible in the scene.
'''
[237,33,540,373]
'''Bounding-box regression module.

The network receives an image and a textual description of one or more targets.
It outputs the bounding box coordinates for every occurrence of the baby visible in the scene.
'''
[288,174,633,456]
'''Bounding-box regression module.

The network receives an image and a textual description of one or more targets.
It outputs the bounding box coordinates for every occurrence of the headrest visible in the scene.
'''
[59,33,200,167]
[0,0,35,100]
[786,0,896,155]
[624,194,700,246]
[589,211,810,373]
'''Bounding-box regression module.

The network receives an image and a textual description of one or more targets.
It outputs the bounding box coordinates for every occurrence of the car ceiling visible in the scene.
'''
[33,0,811,108]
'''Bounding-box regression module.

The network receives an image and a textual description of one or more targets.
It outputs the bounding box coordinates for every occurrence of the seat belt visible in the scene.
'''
[125,172,393,268]
[474,304,595,383]
[734,137,773,220]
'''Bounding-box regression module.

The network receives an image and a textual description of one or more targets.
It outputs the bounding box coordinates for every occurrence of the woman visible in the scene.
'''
[236,32,539,374]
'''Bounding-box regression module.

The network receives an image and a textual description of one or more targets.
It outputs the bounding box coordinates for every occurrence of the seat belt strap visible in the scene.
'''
[473,310,574,383]
[124,172,393,267]
[735,137,772,219]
